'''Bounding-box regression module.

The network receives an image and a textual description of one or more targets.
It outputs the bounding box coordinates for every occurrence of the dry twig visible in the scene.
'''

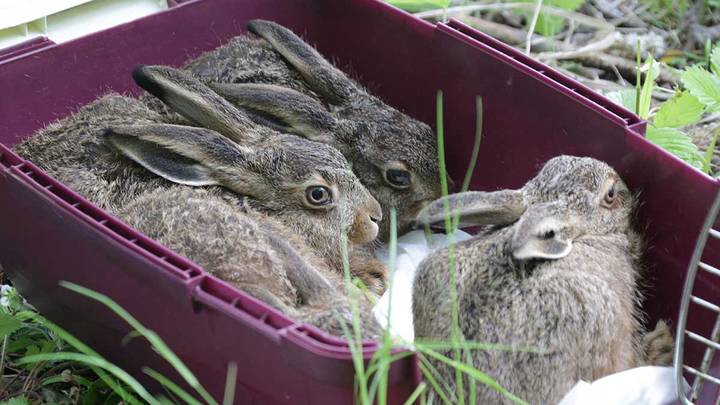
[415,3,615,31]
[526,0,544,54]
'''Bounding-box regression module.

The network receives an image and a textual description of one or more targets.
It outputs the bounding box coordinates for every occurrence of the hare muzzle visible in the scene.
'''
[349,199,382,244]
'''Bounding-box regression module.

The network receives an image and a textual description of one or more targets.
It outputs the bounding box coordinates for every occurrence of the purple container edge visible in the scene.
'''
[1,1,717,400]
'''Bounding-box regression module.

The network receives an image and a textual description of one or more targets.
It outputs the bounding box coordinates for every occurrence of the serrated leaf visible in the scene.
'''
[607,89,637,112]
[703,130,719,174]
[653,91,705,128]
[681,65,720,112]
[386,0,450,12]
[0,312,21,339]
[638,57,659,119]
[712,44,720,77]
[646,126,705,169]
[0,396,29,405]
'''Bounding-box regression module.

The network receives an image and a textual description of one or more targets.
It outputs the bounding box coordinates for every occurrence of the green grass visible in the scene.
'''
[0,283,237,405]
[332,91,527,405]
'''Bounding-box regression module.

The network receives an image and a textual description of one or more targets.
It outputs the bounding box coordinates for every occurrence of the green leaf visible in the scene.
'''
[385,0,450,12]
[646,126,705,169]
[527,0,584,36]
[703,129,719,174]
[638,56,659,119]
[711,43,720,76]
[653,91,705,128]
[681,65,720,112]
[0,311,21,339]
[0,396,29,405]
[18,352,154,405]
[607,89,637,112]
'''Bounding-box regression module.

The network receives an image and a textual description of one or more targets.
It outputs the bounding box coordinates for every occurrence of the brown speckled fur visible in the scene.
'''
[14,69,385,337]
[176,20,441,238]
[413,156,670,403]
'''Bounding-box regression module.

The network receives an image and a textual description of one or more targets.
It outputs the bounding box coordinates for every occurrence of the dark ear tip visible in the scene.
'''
[246,19,268,35]
[102,126,130,139]
[131,64,148,82]
[131,65,164,98]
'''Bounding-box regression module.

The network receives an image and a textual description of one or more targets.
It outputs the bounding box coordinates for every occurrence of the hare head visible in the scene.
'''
[107,65,382,264]
[417,155,637,261]
[205,20,441,239]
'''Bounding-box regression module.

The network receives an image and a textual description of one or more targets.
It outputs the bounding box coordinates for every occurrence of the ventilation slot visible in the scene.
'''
[675,190,720,404]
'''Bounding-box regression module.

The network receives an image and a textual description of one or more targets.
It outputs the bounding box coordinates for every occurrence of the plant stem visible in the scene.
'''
[526,0,544,55]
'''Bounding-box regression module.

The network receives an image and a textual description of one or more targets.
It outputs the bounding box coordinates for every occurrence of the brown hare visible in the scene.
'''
[413,156,670,403]
[14,65,387,336]
[175,19,442,239]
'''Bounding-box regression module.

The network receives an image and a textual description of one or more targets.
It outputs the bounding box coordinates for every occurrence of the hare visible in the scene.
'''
[14,65,387,334]
[171,19,442,239]
[412,156,661,404]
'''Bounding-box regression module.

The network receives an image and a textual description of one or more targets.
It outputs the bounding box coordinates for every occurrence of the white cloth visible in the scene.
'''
[372,229,472,342]
[558,366,689,405]
[373,232,686,405]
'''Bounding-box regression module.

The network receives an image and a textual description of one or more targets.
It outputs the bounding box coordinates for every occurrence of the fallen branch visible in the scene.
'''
[526,0,544,55]
[415,3,615,31]
[462,16,572,52]
[578,52,678,83]
[536,31,620,60]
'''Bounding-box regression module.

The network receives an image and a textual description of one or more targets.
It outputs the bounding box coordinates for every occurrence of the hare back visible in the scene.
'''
[413,231,642,404]
[118,187,314,307]
[117,186,381,337]
[186,36,311,95]
[14,93,171,208]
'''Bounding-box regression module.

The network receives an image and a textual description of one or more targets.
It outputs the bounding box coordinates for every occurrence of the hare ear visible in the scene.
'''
[415,190,526,230]
[104,124,248,187]
[211,83,338,143]
[247,20,353,104]
[132,65,254,143]
[510,202,574,260]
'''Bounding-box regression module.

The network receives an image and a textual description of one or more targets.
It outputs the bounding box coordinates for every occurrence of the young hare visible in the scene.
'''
[14,66,387,335]
[413,156,664,403]
[180,19,442,238]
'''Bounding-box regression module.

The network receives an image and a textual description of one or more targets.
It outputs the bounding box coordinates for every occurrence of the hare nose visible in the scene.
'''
[368,199,382,223]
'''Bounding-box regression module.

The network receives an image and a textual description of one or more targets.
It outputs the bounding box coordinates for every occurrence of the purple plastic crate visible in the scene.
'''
[1,0,719,403]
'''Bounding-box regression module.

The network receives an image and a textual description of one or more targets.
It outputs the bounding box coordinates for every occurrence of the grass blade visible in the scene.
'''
[143,367,202,405]
[18,352,154,405]
[417,347,527,405]
[19,312,138,403]
[460,97,483,193]
[417,354,454,405]
[638,56,659,119]
[414,340,540,353]
[59,282,218,405]
[222,362,238,405]
[403,382,427,405]
[436,90,464,404]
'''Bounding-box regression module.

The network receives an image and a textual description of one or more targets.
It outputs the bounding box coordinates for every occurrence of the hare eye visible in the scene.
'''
[602,182,618,208]
[385,169,412,189]
[306,186,332,206]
